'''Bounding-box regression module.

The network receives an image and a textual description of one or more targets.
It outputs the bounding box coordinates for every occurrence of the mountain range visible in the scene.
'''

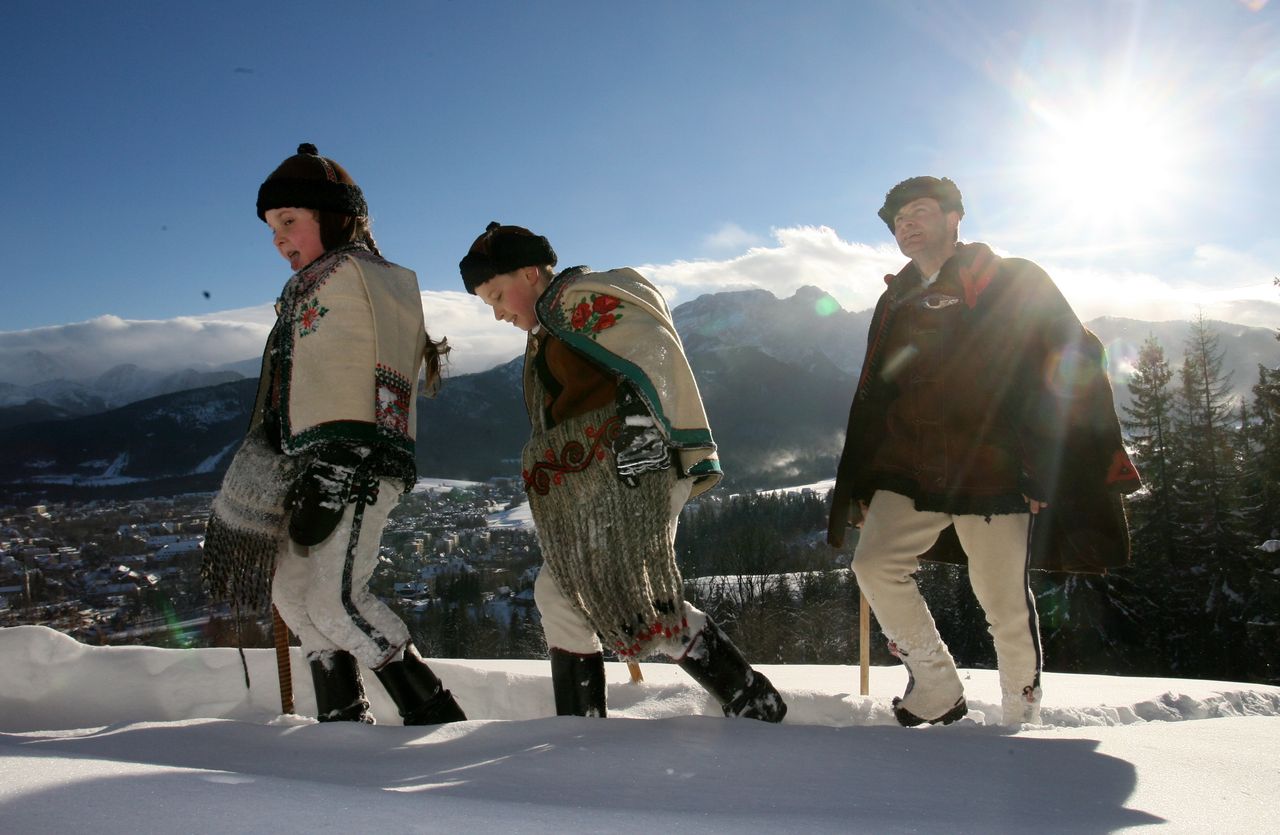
[0,357,262,429]
[0,286,1275,502]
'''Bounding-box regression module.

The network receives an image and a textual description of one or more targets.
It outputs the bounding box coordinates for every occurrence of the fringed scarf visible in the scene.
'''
[522,401,687,658]
[201,425,297,610]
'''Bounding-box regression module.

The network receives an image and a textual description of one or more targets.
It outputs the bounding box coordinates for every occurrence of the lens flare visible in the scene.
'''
[814,294,841,317]
[1044,345,1103,399]
[1104,337,1140,386]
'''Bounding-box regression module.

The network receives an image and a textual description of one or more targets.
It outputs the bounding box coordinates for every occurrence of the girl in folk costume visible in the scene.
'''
[202,145,465,725]
[459,222,786,722]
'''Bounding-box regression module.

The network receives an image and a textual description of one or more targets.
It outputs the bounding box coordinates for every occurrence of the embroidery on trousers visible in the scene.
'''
[523,415,623,495]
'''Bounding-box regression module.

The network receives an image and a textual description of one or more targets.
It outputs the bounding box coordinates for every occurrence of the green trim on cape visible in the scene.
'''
[533,266,722,496]
[535,267,715,450]
[541,322,715,449]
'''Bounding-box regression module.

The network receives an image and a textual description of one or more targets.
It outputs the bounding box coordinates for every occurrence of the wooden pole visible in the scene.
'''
[859,590,870,696]
[627,660,644,683]
[271,605,294,714]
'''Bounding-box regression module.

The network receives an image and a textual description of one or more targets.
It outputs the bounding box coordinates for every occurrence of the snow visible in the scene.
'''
[485,500,534,530]
[2,626,1278,833]
[768,476,836,495]
[193,440,238,475]
[688,571,843,603]
[100,452,129,478]
[410,477,485,493]
[27,474,146,486]
[739,477,835,499]
[153,401,243,427]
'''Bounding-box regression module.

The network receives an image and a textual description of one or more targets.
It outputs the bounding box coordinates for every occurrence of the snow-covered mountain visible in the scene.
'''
[0,360,254,420]
[0,349,68,386]
[2,287,1276,500]
[2,625,1278,833]
[675,285,871,377]
[0,378,256,499]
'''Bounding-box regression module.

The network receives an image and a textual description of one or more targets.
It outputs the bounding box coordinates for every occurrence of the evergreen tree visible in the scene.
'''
[1241,363,1280,544]
[1035,572,1149,675]
[1238,285,1280,682]
[1170,315,1250,678]
[791,570,857,664]
[1117,334,1180,668]
[1123,335,1178,566]
[918,562,992,669]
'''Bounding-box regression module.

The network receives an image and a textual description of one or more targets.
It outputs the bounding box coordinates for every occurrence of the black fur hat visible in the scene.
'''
[256,143,368,221]
[459,222,558,294]
[877,176,964,231]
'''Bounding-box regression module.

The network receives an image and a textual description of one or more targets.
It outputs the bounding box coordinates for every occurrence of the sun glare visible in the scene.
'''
[1023,90,1192,232]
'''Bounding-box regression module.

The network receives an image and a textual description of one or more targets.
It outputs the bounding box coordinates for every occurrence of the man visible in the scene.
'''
[828,177,1140,727]
[459,222,786,722]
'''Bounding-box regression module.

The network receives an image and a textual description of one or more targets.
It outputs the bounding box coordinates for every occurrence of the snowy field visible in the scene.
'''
[409,477,486,493]
[484,501,534,530]
[2,625,1278,833]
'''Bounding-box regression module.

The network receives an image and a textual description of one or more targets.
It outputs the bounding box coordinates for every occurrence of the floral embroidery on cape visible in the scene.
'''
[296,298,329,337]
[566,293,624,340]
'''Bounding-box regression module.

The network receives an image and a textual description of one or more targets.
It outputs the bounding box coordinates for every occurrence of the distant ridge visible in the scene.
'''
[1,288,1275,502]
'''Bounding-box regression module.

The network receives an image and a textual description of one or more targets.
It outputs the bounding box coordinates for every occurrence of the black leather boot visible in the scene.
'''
[678,620,787,723]
[550,649,608,717]
[374,646,467,726]
[310,650,373,723]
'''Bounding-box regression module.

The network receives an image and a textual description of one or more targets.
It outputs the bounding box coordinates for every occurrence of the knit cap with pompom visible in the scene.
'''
[256,143,367,221]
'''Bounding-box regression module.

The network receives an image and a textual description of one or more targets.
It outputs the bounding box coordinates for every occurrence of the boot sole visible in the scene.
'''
[893,697,968,728]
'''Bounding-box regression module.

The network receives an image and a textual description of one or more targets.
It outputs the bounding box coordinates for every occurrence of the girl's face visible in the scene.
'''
[264,207,325,271]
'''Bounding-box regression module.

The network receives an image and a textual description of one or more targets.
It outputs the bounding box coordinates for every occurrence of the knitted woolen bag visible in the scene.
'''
[523,403,686,658]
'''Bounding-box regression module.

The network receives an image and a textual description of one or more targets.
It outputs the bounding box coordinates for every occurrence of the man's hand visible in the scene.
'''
[1024,496,1048,515]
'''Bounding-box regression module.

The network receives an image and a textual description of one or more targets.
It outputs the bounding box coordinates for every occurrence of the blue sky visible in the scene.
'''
[2,0,1277,376]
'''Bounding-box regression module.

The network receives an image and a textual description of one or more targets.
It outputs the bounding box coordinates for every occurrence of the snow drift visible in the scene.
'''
[2,626,1278,833]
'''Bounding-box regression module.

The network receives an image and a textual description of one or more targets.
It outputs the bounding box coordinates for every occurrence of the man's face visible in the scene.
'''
[475,267,543,331]
[893,197,960,264]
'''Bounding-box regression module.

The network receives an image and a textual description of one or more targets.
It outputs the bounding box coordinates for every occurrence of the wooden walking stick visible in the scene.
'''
[271,605,294,714]
[627,660,644,683]
[859,590,870,696]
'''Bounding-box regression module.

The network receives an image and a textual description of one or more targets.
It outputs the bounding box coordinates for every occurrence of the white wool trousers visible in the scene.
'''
[852,489,1042,699]
[272,477,410,670]
[536,477,707,656]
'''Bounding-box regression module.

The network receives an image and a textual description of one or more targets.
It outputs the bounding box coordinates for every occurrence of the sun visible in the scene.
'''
[1021,88,1193,232]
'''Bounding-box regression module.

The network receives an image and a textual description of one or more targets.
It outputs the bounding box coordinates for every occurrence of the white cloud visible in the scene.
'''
[1045,258,1280,327]
[644,225,1279,334]
[0,314,271,386]
[0,291,525,385]
[640,225,905,312]
[702,222,765,253]
[3,230,1273,384]
[419,290,527,376]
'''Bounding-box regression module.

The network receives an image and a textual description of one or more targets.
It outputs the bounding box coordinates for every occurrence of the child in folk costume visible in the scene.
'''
[202,144,465,726]
[459,222,786,722]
